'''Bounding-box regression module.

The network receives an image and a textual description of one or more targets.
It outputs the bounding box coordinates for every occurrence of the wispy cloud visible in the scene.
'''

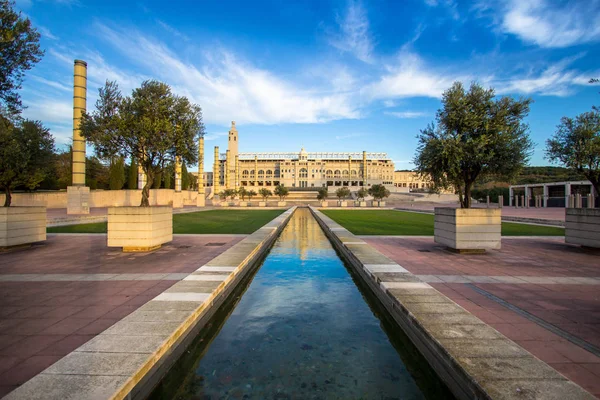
[30,75,71,91]
[91,23,360,125]
[498,0,600,48]
[384,111,429,119]
[328,0,374,63]
[335,133,363,140]
[156,19,190,41]
[424,0,460,20]
[38,25,58,40]
[205,131,227,141]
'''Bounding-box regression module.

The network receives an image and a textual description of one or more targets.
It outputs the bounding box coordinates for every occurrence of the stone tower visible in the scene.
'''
[226,121,238,189]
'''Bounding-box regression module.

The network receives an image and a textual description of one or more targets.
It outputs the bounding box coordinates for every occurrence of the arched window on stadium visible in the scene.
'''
[326,170,333,178]
[258,170,265,177]
[351,170,357,176]
[334,170,341,177]
[342,170,349,177]
[266,170,273,177]
[299,168,308,178]
[242,170,249,178]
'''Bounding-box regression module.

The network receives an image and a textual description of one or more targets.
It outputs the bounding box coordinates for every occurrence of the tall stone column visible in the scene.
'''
[235,155,240,189]
[254,155,258,187]
[197,135,205,207]
[348,156,352,185]
[362,151,367,187]
[173,156,183,208]
[213,146,220,203]
[225,150,231,190]
[67,59,90,214]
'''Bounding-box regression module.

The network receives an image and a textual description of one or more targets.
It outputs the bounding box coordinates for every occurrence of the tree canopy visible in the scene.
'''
[259,188,272,201]
[0,118,54,206]
[81,80,205,206]
[335,187,350,200]
[546,108,600,197]
[317,187,328,200]
[0,0,44,118]
[274,184,289,201]
[414,81,533,208]
[368,184,390,201]
[356,187,368,201]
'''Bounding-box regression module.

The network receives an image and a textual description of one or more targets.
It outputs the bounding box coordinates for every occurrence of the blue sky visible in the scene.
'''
[16,0,600,169]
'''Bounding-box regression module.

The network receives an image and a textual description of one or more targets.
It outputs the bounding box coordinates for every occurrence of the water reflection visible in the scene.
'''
[175,208,425,399]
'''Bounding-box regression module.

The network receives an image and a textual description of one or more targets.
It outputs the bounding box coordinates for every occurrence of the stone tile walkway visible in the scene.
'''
[0,234,243,398]
[364,236,600,397]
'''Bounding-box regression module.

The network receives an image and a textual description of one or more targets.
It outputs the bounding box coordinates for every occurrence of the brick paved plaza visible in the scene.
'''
[0,234,243,397]
[364,236,600,397]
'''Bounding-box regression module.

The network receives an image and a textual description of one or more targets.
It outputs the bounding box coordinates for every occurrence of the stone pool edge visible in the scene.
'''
[309,206,594,400]
[5,207,297,400]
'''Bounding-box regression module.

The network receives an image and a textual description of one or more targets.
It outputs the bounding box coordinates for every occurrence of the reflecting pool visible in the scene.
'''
[157,208,451,399]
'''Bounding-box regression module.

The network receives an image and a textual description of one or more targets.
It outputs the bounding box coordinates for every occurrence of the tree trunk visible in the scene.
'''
[140,173,153,207]
[3,187,11,207]
[464,184,472,209]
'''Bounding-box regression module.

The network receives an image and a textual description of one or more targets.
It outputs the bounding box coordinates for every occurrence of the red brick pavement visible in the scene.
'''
[365,237,600,397]
[0,234,242,398]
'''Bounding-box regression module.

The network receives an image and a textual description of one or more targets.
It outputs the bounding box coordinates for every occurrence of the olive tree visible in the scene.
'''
[356,187,368,201]
[0,0,44,117]
[414,82,533,208]
[259,188,272,201]
[81,80,205,206]
[0,118,55,206]
[274,184,289,201]
[317,187,328,201]
[546,108,600,197]
[335,187,350,200]
[368,184,390,201]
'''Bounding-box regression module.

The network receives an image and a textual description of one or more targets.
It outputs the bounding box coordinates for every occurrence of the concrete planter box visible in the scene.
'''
[0,206,46,247]
[108,206,172,252]
[220,202,229,207]
[566,208,600,248]
[259,201,267,207]
[358,201,367,207]
[277,201,287,207]
[373,201,386,207]
[239,201,248,207]
[320,201,328,207]
[434,207,501,252]
[338,201,348,207]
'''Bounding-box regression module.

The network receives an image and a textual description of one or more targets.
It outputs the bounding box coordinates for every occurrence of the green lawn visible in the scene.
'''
[47,210,285,234]
[321,210,565,236]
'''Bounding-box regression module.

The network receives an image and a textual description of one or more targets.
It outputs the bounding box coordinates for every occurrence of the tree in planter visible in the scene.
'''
[368,184,390,202]
[0,0,44,118]
[247,189,256,202]
[181,163,190,190]
[414,82,533,208]
[335,187,350,201]
[108,157,125,190]
[259,188,272,202]
[220,189,236,201]
[356,187,368,201]
[238,187,248,201]
[545,108,600,198]
[81,80,204,206]
[0,118,55,206]
[274,184,289,201]
[127,157,138,189]
[317,187,328,201]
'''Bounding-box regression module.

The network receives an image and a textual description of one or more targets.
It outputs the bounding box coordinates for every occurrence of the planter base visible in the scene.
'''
[67,186,90,215]
[0,206,46,248]
[566,208,600,248]
[277,201,287,207]
[108,206,172,252]
[434,208,501,251]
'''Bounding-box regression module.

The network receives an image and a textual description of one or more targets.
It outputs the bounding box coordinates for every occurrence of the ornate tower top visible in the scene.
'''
[228,120,239,157]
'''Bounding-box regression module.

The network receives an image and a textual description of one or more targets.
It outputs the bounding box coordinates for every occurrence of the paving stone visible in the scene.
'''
[165,281,220,293]
[197,266,236,272]
[102,321,182,336]
[76,334,167,354]
[153,293,210,302]
[458,356,563,380]
[405,302,467,315]
[391,294,452,304]
[479,378,595,400]
[417,313,486,328]
[183,274,229,281]
[426,324,505,340]
[2,374,128,400]
[121,310,191,323]
[380,281,431,290]
[139,300,199,312]
[438,338,530,358]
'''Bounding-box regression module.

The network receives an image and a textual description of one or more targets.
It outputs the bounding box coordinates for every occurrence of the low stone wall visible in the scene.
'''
[107,206,173,251]
[310,206,594,400]
[0,206,46,247]
[6,208,296,400]
[0,189,203,208]
[566,208,600,248]
[434,208,501,251]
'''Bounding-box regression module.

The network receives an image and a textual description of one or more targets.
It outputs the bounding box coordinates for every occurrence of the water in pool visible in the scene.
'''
[162,208,447,399]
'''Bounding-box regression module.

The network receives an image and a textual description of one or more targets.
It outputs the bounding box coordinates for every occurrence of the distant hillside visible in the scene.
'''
[514,166,585,184]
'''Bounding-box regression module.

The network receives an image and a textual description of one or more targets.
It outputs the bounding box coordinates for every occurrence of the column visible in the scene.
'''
[213,146,220,202]
[509,187,513,207]
[197,135,205,207]
[175,157,182,192]
[235,155,239,189]
[254,155,258,187]
[543,184,548,208]
[225,150,230,190]
[348,155,352,186]
[67,59,90,214]
[362,151,367,186]
[565,183,571,208]
[137,162,146,190]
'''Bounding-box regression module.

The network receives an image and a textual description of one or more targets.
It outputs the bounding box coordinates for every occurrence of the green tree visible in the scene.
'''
[317,187,328,200]
[356,187,368,201]
[108,157,125,190]
[0,0,44,117]
[163,163,173,189]
[247,189,256,201]
[54,148,72,189]
[152,172,162,189]
[86,156,108,190]
[181,163,190,190]
[368,184,390,201]
[273,184,289,201]
[335,186,350,200]
[127,157,138,189]
[0,118,54,206]
[546,108,600,197]
[220,188,236,200]
[259,188,272,201]
[81,80,205,206]
[238,186,248,201]
[414,82,533,208]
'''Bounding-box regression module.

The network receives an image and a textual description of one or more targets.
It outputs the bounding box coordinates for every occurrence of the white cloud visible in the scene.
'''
[364,50,464,99]
[500,0,600,48]
[424,0,460,20]
[156,19,190,41]
[205,132,227,141]
[328,0,374,63]
[384,111,428,118]
[30,75,71,91]
[91,23,360,126]
[38,26,58,40]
